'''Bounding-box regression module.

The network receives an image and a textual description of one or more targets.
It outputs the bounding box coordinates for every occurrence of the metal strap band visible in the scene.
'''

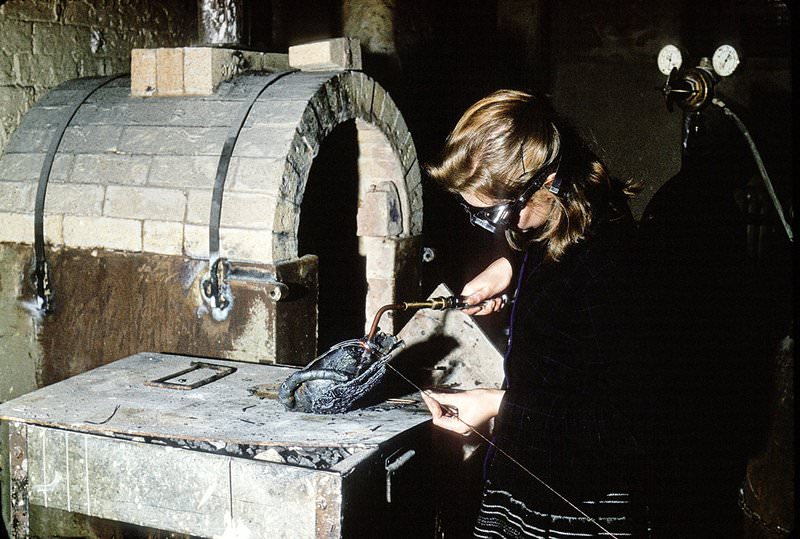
[203,70,298,313]
[33,74,124,313]
[208,69,298,262]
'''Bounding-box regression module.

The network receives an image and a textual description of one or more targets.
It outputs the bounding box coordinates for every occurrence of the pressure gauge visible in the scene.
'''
[712,44,740,77]
[657,44,683,75]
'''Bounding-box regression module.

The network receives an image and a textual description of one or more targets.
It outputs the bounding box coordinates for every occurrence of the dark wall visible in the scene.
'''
[321,2,793,535]
[262,0,791,348]
[389,0,793,355]
[191,0,792,288]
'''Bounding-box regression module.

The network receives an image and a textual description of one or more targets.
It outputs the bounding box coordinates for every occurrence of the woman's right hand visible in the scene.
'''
[460,257,513,315]
[421,388,505,436]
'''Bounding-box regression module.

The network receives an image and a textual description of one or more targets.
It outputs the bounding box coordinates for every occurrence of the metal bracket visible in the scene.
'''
[226,265,289,301]
[200,257,290,319]
[201,257,233,313]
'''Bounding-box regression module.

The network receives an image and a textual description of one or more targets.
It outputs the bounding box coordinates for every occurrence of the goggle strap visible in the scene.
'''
[548,176,562,195]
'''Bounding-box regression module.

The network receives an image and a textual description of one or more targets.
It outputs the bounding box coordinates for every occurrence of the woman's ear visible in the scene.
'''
[518,190,555,229]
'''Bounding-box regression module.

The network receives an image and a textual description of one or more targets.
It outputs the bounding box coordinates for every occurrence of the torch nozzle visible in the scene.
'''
[365,294,508,343]
[365,296,462,343]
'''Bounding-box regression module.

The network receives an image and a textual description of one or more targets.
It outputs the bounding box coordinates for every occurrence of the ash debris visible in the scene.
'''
[122,433,358,469]
[256,446,357,469]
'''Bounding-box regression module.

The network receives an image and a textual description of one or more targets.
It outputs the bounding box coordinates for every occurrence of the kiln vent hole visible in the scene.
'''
[298,120,366,353]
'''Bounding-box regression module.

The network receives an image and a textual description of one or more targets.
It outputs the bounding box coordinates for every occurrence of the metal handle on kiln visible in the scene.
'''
[384,448,416,503]
[201,257,289,318]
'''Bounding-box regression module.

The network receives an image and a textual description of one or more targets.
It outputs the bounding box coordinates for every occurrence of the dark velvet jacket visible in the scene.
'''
[489,206,651,505]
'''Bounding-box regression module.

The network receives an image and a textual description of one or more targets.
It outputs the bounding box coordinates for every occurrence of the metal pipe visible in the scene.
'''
[712,98,793,243]
[365,296,461,343]
[366,303,406,343]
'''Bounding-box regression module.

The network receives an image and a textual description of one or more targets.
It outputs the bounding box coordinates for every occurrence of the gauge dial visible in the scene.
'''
[712,44,740,77]
[657,44,683,75]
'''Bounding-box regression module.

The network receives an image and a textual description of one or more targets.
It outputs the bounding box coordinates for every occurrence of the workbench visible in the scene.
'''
[0,353,435,538]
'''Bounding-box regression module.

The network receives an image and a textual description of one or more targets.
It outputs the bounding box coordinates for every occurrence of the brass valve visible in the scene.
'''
[395,295,464,311]
[661,66,716,113]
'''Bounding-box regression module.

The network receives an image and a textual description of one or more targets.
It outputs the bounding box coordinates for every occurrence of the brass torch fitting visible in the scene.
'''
[366,296,462,343]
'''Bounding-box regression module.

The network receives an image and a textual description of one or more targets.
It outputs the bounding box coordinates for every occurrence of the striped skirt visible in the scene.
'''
[474,485,650,538]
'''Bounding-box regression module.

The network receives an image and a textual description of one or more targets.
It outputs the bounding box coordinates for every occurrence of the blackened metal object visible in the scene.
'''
[278,295,499,414]
[278,332,404,414]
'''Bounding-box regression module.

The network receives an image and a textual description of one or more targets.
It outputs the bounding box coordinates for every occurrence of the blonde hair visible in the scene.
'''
[426,89,635,261]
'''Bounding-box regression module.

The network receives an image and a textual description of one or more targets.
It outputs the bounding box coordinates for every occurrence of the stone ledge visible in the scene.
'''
[288,38,362,72]
[131,47,290,97]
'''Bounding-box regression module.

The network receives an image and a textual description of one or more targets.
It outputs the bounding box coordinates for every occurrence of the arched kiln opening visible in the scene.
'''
[0,64,424,376]
[298,120,366,352]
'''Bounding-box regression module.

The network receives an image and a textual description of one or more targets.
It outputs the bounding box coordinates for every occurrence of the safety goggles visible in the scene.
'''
[459,166,562,234]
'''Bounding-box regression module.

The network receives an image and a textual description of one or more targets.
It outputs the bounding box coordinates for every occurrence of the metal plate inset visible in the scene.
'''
[144,361,237,390]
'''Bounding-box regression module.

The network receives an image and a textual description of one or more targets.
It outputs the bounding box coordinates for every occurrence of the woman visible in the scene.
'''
[422,89,651,538]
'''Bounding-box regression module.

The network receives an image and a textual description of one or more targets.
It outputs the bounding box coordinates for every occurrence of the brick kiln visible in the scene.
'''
[0,28,510,538]
[1,352,438,538]
[0,37,423,379]
[0,33,468,538]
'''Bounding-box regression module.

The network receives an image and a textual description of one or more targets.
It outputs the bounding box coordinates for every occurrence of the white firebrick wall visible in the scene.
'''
[0,70,423,264]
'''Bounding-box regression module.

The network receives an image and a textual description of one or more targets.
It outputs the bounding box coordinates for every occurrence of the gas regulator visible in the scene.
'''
[656,43,740,112]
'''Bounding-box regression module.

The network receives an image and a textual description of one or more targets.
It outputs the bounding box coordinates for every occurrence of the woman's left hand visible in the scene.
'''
[460,257,513,316]
[421,388,505,436]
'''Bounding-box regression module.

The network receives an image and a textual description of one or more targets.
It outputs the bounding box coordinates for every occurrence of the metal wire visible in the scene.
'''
[384,362,621,539]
